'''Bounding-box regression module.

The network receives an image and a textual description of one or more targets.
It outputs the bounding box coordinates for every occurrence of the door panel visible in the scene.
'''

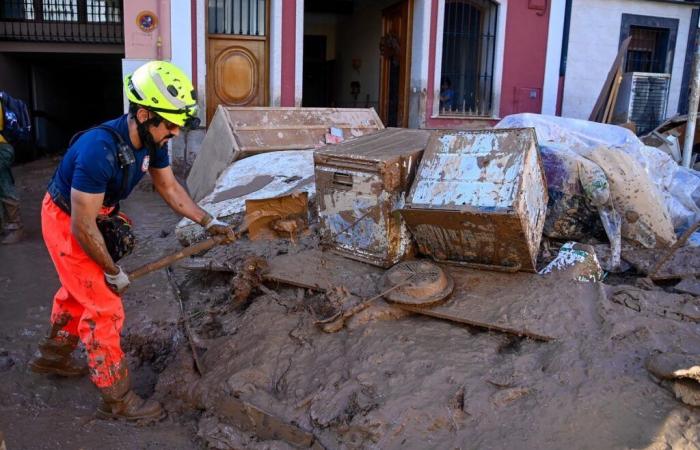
[207,0,268,122]
[380,0,412,127]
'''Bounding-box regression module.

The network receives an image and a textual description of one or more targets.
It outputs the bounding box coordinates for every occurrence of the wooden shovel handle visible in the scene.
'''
[129,234,228,281]
[128,221,251,281]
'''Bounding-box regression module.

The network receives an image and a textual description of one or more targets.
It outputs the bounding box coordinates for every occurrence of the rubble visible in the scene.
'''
[175,150,315,245]
[315,128,430,267]
[186,106,384,202]
[497,113,700,266]
[15,108,699,448]
[402,128,547,272]
[539,242,603,282]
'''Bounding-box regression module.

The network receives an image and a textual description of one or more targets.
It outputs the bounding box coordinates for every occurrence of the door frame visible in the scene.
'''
[205,0,270,122]
[379,0,413,128]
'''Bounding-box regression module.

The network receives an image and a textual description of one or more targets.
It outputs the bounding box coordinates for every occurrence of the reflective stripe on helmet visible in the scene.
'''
[127,75,148,102]
[151,71,187,109]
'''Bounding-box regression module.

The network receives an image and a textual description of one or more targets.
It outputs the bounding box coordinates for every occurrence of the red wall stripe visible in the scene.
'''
[281,0,296,106]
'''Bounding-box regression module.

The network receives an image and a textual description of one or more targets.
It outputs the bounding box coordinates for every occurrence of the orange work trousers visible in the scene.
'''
[41,193,127,388]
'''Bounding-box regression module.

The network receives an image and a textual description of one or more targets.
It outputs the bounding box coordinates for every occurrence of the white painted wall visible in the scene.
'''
[409,0,430,127]
[270,0,282,106]
[562,0,695,120]
[431,0,508,118]
[295,0,304,106]
[542,0,566,115]
[196,0,206,120]
[170,0,193,81]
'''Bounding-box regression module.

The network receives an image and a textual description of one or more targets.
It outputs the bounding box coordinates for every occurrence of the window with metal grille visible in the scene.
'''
[0,0,123,43]
[208,0,266,35]
[0,0,121,22]
[625,26,670,73]
[440,0,498,116]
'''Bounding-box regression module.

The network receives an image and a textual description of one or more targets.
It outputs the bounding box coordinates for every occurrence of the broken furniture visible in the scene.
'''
[314,128,431,267]
[401,128,548,272]
[589,36,630,125]
[176,150,315,244]
[187,106,385,202]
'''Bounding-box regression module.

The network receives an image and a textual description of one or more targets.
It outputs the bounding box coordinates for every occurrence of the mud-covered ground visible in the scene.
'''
[1,158,699,450]
[0,158,201,449]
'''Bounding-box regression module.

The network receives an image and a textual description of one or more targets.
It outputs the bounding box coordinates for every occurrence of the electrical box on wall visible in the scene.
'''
[124,0,172,59]
[513,87,542,114]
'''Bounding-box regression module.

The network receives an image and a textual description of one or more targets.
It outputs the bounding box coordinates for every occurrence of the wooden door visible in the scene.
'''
[206,0,269,122]
[379,0,412,127]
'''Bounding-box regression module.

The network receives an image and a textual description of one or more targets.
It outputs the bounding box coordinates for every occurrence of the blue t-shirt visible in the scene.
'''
[50,115,169,206]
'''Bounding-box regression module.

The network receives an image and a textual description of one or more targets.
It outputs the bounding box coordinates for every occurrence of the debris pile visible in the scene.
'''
[156,108,699,448]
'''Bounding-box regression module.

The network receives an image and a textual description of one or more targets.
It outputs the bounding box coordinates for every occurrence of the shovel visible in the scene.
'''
[127,192,309,281]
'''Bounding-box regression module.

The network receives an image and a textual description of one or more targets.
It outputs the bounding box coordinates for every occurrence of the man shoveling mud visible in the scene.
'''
[29,61,235,422]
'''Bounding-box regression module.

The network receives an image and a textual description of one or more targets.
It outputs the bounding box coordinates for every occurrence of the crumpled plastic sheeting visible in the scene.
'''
[497,114,700,238]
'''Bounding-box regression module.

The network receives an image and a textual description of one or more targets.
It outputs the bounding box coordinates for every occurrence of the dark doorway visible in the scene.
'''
[302,35,335,107]
[4,52,123,161]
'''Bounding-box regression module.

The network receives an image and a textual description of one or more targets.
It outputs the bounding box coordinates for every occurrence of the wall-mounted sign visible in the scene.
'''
[136,10,158,33]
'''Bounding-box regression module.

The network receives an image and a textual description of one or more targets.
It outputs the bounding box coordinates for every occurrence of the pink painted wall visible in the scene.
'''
[124,0,172,60]
[498,0,550,117]
[281,0,296,106]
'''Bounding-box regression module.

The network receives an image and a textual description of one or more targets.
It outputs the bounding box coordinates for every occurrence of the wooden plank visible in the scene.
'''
[233,124,382,131]
[396,267,602,341]
[603,67,623,123]
[265,249,384,298]
[590,36,632,122]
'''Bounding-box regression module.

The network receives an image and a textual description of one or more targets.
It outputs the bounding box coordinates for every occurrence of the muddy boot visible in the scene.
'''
[29,325,88,377]
[97,373,165,422]
[0,199,23,245]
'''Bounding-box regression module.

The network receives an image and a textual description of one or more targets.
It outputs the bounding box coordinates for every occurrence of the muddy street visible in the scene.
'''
[0,159,200,449]
[1,158,699,450]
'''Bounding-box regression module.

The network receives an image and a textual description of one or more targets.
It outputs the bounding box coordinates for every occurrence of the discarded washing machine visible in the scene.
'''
[314,128,431,267]
[401,128,548,272]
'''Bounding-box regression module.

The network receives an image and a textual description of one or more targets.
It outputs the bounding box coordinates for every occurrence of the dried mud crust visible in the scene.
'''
[157,250,700,450]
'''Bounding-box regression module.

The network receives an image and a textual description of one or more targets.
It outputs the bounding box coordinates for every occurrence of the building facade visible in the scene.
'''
[1,0,699,153]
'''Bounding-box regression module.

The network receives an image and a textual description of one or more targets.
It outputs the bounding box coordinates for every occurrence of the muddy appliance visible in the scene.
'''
[314,128,432,267]
[401,128,547,272]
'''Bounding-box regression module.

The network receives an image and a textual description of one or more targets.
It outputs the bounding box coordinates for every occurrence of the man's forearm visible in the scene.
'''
[71,219,119,275]
[158,182,207,224]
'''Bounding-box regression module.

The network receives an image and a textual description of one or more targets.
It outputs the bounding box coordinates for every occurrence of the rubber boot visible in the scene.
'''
[0,199,23,245]
[97,371,165,422]
[29,324,88,377]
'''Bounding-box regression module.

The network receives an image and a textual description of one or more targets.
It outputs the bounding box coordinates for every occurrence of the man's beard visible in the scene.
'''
[136,119,162,153]
[136,118,175,165]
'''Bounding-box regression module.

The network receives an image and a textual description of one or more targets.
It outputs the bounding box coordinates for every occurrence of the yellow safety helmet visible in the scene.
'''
[124,60,200,129]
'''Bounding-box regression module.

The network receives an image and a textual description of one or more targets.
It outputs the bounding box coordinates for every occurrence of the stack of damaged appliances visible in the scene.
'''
[176,106,700,340]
